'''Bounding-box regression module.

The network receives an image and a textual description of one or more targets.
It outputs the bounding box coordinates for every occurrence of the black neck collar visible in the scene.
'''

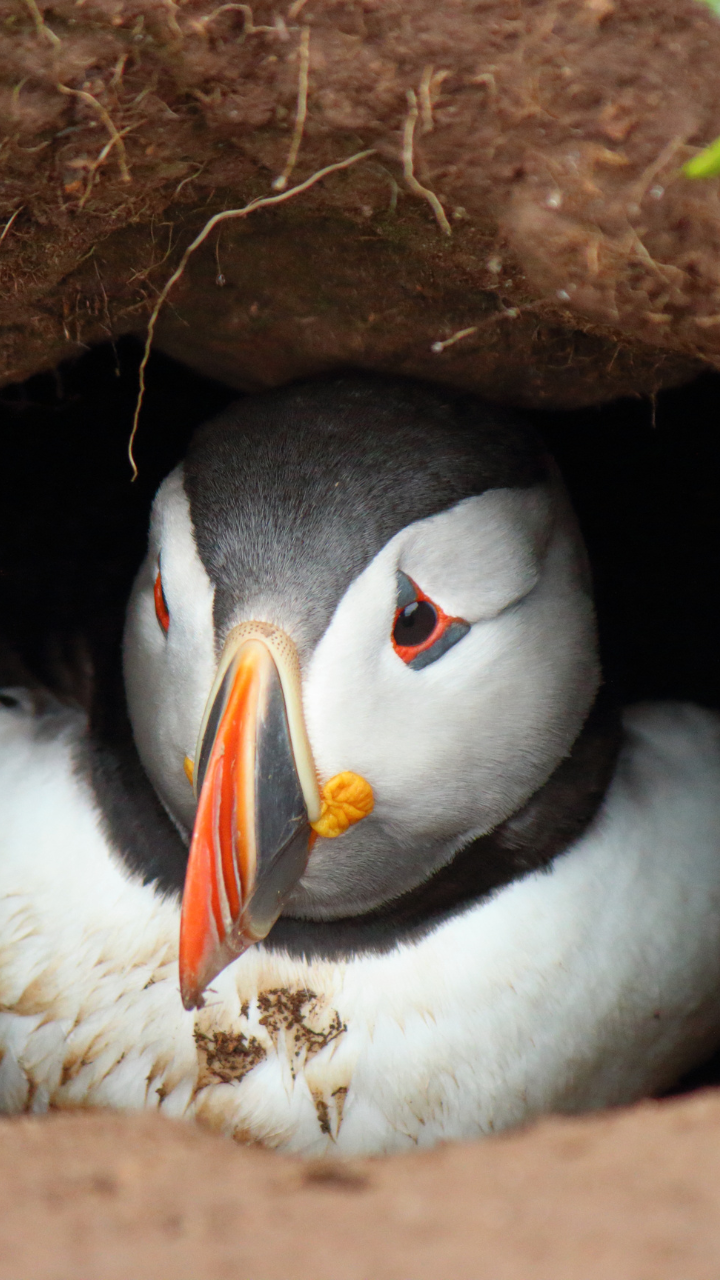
[81,656,621,961]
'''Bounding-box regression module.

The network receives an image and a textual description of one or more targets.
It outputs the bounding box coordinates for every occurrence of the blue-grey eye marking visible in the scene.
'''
[408,621,470,670]
[396,571,416,610]
[394,571,470,670]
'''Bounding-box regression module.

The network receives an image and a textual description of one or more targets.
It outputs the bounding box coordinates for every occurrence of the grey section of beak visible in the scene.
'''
[244,666,312,940]
[181,629,320,1008]
[194,657,233,800]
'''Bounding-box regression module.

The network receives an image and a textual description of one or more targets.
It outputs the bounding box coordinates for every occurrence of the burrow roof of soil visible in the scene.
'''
[2,0,720,410]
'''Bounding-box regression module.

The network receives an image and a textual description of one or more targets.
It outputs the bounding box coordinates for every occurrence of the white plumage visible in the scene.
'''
[2,691,720,1154]
[2,376,720,1154]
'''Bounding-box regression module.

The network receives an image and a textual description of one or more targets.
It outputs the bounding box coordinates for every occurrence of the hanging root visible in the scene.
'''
[430,325,479,353]
[273,26,311,191]
[189,4,276,37]
[418,65,450,134]
[128,147,376,478]
[0,207,24,244]
[57,85,132,184]
[78,125,138,209]
[22,0,61,47]
[402,89,451,236]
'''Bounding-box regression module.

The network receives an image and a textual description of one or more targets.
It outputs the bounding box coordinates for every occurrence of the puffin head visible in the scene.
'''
[123,376,600,1008]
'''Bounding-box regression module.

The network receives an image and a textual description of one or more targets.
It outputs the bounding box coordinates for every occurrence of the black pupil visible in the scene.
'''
[393,599,437,648]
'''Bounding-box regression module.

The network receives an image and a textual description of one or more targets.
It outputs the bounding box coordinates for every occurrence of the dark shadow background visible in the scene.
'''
[0,338,719,1087]
[1,336,719,712]
[0,338,235,697]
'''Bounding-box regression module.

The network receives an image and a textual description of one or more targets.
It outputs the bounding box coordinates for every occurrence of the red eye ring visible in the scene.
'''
[392,577,460,665]
[154,568,170,634]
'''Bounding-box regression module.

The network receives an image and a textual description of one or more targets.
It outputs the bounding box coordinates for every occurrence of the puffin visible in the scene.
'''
[1,373,720,1156]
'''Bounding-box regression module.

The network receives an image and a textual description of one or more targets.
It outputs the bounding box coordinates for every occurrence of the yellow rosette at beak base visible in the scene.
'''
[310,771,374,839]
[184,754,372,839]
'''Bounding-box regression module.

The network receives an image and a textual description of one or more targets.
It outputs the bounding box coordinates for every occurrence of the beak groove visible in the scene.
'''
[179,624,320,1010]
[178,621,374,1011]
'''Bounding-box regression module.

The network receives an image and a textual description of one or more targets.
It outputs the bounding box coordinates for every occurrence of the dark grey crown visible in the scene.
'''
[182,373,548,657]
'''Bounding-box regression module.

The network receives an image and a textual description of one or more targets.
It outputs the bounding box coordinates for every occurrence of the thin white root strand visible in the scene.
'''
[431,325,478,353]
[402,88,451,236]
[273,25,311,191]
[57,84,131,184]
[0,207,24,244]
[128,147,376,478]
[23,0,61,46]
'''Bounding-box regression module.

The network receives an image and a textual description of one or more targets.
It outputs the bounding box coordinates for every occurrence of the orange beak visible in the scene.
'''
[178,623,321,1010]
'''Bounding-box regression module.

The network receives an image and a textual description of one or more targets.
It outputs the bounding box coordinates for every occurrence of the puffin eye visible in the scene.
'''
[392,571,470,671]
[393,599,437,648]
[154,567,170,634]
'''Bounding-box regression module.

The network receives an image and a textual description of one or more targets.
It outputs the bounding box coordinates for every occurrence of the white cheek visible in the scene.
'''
[123,469,216,831]
[303,541,396,783]
[403,489,552,621]
[304,496,599,843]
[305,602,535,836]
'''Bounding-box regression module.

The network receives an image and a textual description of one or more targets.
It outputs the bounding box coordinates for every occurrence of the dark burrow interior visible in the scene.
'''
[1,337,719,1093]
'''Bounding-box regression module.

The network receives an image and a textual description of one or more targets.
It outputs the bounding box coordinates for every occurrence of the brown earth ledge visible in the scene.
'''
[2,0,720,408]
[2,1089,720,1279]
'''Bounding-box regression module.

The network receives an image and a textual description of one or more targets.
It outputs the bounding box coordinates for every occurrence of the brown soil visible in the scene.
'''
[3,0,720,409]
[2,1089,720,1279]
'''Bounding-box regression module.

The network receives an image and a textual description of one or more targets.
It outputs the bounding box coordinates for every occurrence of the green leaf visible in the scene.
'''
[684,136,720,179]
[683,3,720,174]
